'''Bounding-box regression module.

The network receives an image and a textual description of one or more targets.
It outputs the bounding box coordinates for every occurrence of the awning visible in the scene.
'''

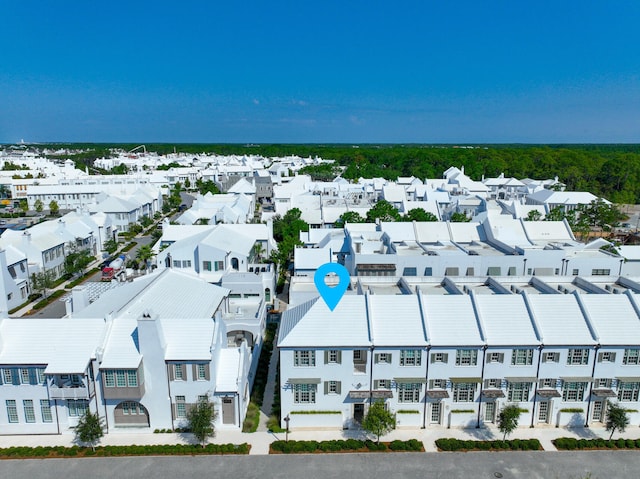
[450,377,482,384]
[592,388,617,398]
[371,390,393,399]
[505,377,536,383]
[561,377,593,383]
[616,377,640,383]
[349,390,371,399]
[537,389,561,398]
[482,389,505,399]
[426,390,450,399]
[288,378,321,384]
[394,377,427,384]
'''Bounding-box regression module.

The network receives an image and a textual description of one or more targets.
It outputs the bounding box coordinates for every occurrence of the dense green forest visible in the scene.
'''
[17,143,640,203]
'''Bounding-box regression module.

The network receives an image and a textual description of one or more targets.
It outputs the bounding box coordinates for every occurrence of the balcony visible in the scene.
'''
[48,385,90,400]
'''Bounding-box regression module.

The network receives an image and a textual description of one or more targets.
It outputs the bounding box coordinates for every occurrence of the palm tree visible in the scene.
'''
[135,245,154,272]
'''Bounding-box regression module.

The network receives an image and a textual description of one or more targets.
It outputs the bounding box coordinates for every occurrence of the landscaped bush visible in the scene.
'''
[435,438,541,452]
[553,437,640,450]
[32,290,66,310]
[270,439,423,454]
[0,443,250,458]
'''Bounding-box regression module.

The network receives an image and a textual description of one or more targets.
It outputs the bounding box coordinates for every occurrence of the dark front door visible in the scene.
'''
[353,403,365,424]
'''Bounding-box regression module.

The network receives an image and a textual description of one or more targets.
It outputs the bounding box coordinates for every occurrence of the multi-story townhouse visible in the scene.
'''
[0,246,30,312]
[279,283,640,431]
[0,269,252,435]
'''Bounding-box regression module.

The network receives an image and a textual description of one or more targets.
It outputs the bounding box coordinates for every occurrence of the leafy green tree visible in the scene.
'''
[63,244,93,278]
[187,396,217,447]
[184,178,191,189]
[545,206,566,222]
[450,212,470,223]
[497,404,520,440]
[139,215,154,228]
[403,208,437,222]
[73,411,105,451]
[526,210,542,221]
[128,223,143,235]
[103,238,118,255]
[31,269,56,299]
[34,199,44,213]
[48,200,59,216]
[334,211,365,228]
[366,200,401,222]
[361,401,396,444]
[606,402,630,440]
[110,163,128,175]
[196,179,220,195]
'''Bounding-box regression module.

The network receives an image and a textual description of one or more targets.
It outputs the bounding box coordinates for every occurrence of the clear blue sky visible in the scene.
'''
[1,1,639,144]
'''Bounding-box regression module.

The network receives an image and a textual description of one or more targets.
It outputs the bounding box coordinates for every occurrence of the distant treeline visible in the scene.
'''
[33,143,640,203]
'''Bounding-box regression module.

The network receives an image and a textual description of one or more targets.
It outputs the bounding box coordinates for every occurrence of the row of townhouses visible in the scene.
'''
[0,270,256,435]
[279,279,640,431]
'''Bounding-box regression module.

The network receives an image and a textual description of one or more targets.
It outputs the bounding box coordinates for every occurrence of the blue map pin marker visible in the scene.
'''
[314,262,350,311]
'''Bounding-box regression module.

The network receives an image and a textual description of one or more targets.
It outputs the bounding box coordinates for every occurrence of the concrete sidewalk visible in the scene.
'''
[0,424,636,455]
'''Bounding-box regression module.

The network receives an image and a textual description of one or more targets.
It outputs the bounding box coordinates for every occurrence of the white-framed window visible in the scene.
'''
[452,382,476,402]
[598,352,617,363]
[488,352,504,363]
[36,368,45,384]
[591,269,611,276]
[567,349,589,365]
[67,400,88,417]
[122,401,143,415]
[398,383,421,403]
[430,352,448,363]
[539,378,556,388]
[294,350,315,367]
[484,378,501,389]
[293,383,316,404]
[623,349,640,365]
[595,378,612,388]
[175,396,186,418]
[400,350,421,366]
[197,364,207,381]
[455,349,478,366]
[104,371,115,387]
[511,349,534,366]
[20,368,30,384]
[327,350,340,364]
[618,382,640,402]
[562,382,588,402]
[430,379,447,389]
[41,400,52,422]
[116,370,126,387]
[23,400,35,423]
[543,352,560,363]
[184,260,192,268]
[2,369,13,384]
[174,364,184,380]
[375,353,392,364]
[375,379,391,389]
[327,380,339,394]
[104,370,137,387]
[6,400,18,423]
[127,370,138,387]
[203,261,212,272]
[507,382,531,402]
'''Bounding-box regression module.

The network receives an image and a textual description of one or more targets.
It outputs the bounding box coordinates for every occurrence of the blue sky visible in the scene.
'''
[1,1,639,143]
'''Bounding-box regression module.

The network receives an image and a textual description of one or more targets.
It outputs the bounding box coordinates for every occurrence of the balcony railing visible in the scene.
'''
[48,386,90,400]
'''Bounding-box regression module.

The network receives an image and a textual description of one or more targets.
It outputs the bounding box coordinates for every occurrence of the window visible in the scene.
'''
[293,383,316,404]
[623,349,640,365]
[430,353,448,363]
[20,368,30,384]
[375,353,392,364]
[375,379,391,389]
[183,260,192,268]
[176,396,186,418]
[591,269,611,276]
[455,349,478,366]
[400,350,421,366]
[596,378,612,388]
[174,364,184,380]
[617,382,640,402]
[67,400,88,417]
[23,400,35,423]
[452,382,476,402]
[6,400,18,423]
[326,350,341,364]
[353,350,364,361]
[598,352,617,363]
[325,380,341,395]
[567,349,589,365]
[122,401,143,415]
[487,267,501,276]
[543,352,560,363]
[539,378,556,388]
[507,382,531,402]
[104,371,115,387]
[203,261,212,272]
[3,369,13,384]
[398,383,421,403]
[402,267,417,276]
[445,267,459,276]
[294,350,315,367]
[484,378,501,389]
[127,370,138,387]
[511,349,534,366]
[105,370,138,387]
[36,368,45,384]
[116,370,126,387]
[572,269,579,276]
[214,261,224,271]
[424,267,433,276]
[430,379,447,389]
[487,352,504,363]
[562,382,588,402]
[41,400,52,422]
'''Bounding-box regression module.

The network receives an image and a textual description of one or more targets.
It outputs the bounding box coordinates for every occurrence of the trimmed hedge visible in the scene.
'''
[270,439,423,454]
[554,437,640,450]
[32,290,66,310]
[436,438,542,452]
[0,443,250,458]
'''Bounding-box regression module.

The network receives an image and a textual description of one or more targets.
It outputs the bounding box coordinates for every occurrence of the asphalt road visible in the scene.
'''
[0,451,638,479]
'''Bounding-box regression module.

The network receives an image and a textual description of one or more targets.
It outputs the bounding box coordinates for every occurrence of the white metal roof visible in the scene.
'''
[162,318,215,361]
[580,294,640,345]
[0,318,105,374]
[368,295,426,346]
[474,295,539,346]
[216,348,242,392]
[420,295,483,346]
[526,295,596,345]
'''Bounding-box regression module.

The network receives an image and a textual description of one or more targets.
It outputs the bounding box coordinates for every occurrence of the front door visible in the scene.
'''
[484,402,496,423]
[538,401,549,423]
[592,401,604,422]
[430,402,442,424]
[222,397,235,425]
[353,403,365,424]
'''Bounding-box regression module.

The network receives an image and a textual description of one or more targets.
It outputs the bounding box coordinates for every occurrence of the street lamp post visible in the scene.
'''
[284,414,290,442]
